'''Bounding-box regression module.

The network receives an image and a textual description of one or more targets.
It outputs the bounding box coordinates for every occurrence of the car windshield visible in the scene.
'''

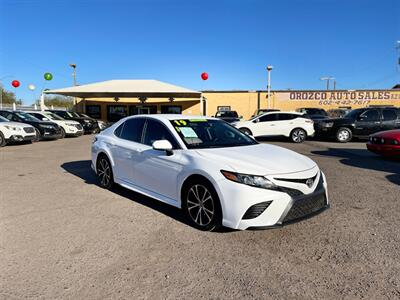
[170,118,257,149]
[66,112,81,118]
[0,116,8,122]
[44,112,64,120]
[15,112,40,122]
[215,111,238,118]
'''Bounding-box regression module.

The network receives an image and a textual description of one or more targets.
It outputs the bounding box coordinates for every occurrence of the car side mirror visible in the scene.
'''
[239,116,243,119]
[152,140,173,155]
[42,117,49,121]
[253,119,260,123]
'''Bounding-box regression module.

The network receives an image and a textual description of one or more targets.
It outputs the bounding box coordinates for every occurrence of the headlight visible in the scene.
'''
[39,124,54,129]
[390,139,399,145]
[84,120,90,123]
[321,122,334,128]
[4,125,21,131]
[221,170,278,190]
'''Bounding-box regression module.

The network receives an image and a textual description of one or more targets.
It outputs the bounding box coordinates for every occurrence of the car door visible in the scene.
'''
[131,119,183,202]
[354,109,380,136]
[275,113,297,136]
[111,118,146,183]
[251,113,279,136]
[381,108,400,131]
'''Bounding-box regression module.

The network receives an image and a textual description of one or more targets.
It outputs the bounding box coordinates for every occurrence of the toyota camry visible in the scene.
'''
[91,115,329,231]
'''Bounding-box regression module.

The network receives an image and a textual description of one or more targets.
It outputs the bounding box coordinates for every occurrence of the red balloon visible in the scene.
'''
[11,80,20,88]
[201,72,208,80]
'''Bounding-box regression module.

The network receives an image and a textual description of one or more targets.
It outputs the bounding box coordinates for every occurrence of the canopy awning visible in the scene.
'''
[45,79,201,98]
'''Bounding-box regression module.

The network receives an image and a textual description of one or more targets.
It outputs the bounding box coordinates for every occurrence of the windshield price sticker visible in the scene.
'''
[180,127,198,138]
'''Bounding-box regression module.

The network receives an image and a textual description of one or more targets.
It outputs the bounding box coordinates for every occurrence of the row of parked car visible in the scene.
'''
[0,109,108,147]
[212,107,400,156]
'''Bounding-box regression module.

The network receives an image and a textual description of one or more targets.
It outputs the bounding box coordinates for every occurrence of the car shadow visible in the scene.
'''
[311,148,400,185]
[61,160,234,233]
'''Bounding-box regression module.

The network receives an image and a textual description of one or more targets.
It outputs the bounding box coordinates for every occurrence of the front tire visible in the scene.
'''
[290,128,307,143]
[0,132,6,147]
[96,155,114,189]
[60,127,66,139]
[182,178,222,231]
[336,127,352,143]
[32,128,41,142]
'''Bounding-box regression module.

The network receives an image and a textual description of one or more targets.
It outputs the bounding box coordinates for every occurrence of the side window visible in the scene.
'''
[277,113,295,121]
[359,109,379,121]
[114,123,124,137]
[119,118,145,142]
[31,113,44,120]
[258,114,277,122]
[143,119,179,148]
[382,109,397,121]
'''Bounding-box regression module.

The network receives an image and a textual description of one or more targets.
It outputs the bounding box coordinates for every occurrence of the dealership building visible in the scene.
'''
[46,79,400,121]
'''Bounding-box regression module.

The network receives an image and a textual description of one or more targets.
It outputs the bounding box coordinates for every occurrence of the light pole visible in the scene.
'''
[267,65,273,109]
[69,63,77,86]
[320,76,335,90]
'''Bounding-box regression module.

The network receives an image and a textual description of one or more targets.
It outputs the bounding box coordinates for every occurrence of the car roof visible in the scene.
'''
[129,114,217,121]
[259,111,303,116]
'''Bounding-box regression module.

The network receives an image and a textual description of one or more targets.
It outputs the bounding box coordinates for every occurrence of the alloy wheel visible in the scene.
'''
[292,129,306,143]
[338,129,350,142]
[98,158,111,188]
[186,184,215,227]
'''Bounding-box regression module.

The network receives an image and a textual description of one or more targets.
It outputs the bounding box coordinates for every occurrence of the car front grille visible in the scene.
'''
[242,201,272,219]
[74,124,83,130]
[23,127,35,133]
[283,192,327,223]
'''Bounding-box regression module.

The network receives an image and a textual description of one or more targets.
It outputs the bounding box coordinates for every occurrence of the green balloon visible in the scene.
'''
[44,72,53,80]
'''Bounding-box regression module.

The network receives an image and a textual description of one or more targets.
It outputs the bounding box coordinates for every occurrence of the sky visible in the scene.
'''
[0,0,399,105]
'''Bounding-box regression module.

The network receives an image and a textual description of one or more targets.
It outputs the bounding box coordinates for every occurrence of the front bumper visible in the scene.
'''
[314,126,335,138]
[217,171,329,230]
[8,134,36,142]
[367,142,400,156]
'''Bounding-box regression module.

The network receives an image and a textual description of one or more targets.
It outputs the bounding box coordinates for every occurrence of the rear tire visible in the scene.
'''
[290,128,307,143]
[182,178,222,231]
[336,127,352,143]
[96,155,114,189]
[239,128,253,136]
[0,132,6,147]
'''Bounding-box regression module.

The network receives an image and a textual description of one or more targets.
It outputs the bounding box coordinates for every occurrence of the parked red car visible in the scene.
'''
[367,130,400,156]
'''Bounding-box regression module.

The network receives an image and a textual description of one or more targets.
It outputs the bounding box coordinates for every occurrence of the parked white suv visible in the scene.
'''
[26,111,83,138]
[0,116,37,147]
[234,111,314,143]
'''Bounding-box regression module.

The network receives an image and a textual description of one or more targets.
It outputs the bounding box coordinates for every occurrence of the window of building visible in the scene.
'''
[86,105,101,119]
[129,105,157,115]
[107,105,127,122]
[217,106,231,112]
[161,105,182,114]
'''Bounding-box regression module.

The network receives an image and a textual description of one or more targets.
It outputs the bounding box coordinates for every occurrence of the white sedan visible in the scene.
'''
[91,115,329,231]
[0,116,37,146]
[233,111,315,143]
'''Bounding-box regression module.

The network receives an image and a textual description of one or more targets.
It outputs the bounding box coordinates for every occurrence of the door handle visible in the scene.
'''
[270,124,276,126]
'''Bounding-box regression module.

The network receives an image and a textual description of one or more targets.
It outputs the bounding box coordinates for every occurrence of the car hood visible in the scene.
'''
[194,143,317,175]
[0,121,33,128]
[371,129,400,138]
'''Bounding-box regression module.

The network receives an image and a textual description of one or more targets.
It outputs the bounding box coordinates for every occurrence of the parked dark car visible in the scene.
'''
[0,110,62,141]
[296,108,328,120]
[315,107,400,143]
[77,113,111,131]
[214,110,241,123]
[48,110,99,134]
[327,108,350,119]
[251,108,280,117]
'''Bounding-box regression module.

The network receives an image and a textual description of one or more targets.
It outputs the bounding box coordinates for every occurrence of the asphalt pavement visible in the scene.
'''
[1,135,399,299]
